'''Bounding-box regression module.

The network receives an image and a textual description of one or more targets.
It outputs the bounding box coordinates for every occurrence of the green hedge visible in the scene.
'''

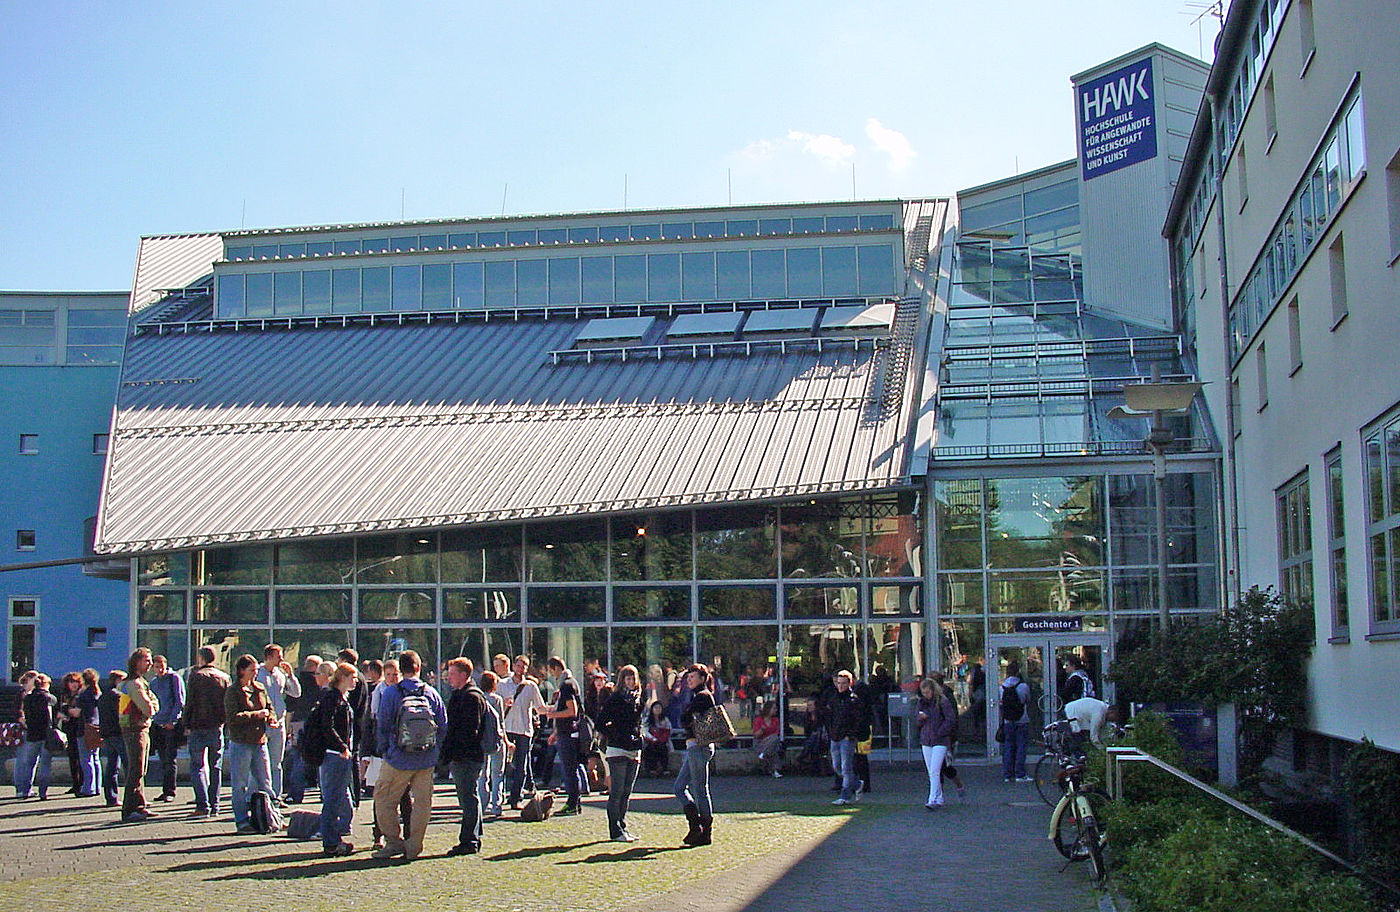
[1100,715,1378,911]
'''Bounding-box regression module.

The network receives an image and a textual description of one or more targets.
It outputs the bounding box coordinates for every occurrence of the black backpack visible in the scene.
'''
[249,789,283,834]
[1000,680,1026,722]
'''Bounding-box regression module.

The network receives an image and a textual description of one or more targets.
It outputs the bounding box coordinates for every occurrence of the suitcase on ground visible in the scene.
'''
[519,791,554,822]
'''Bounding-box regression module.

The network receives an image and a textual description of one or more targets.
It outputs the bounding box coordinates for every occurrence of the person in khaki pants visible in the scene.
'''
[371,650,446,861]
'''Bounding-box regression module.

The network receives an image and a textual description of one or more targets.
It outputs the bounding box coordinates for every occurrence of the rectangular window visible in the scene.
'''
[19,434,38,455]
[1329,235,1348,325]
[1326,449,1349,638]
[361,267,391,312]
[392,264,422,311]
[87,627,107,649]
[1386,149,1400,261]
[331,268,361,313]
[16,530,36,551]
[1298,0,1316,68]
[1256,342,1269,411]
[1287,296,1302,373]
[1276,472,1314,614]
[1263,77,1277,147]
[273,271,301,315]
[93,433,109,455]
[1230,379,1242,437]
[1363,411,1400,634]
[9,598,37,619]
[1237,145,1249,209]
[8,616,35,682]
[302,269,331,314]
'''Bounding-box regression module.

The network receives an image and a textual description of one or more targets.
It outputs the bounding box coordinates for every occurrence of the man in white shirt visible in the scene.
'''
[254,643,301,803]
[1064,696,1111,747]
[503,655,545,809]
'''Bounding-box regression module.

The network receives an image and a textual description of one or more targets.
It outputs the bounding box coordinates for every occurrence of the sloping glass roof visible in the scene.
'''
[934,240,1214,460]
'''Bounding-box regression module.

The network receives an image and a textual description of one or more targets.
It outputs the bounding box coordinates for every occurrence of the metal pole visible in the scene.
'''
[1153,431,1169,627]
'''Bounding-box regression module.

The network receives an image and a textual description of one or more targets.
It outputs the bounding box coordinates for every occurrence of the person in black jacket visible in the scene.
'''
[441,657,487,856]
[96,670,127,807]
[14,673,58,800]
[315,662,358,856]
[674,663,718,847]
[598,664,645,842]
[827,670,868,805]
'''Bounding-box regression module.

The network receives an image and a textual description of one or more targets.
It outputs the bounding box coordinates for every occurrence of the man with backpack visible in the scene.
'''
[372,649,447,861]
[999,660,1033,783]
[441,657,488,856]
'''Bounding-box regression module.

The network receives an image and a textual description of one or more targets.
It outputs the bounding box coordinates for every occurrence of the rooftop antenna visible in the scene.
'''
[400,188,405,220]
[240,198,246,230]
[1182,1,1224,58]
[500,183,508,216]
[727,168,732,205]
[624,174,628,210]
[851,163,856,201]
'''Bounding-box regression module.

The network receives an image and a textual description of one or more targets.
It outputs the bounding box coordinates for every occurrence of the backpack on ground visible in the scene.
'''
[1000,681,1026,722]
[300,698,328,766]
[284,809,319,840]
[519,790,554,822]
[249,789,284,834]
[395,682,438,753]
[480,696,502,755]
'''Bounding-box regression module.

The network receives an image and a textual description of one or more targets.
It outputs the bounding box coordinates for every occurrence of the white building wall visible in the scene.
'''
[1211,0,1400,752]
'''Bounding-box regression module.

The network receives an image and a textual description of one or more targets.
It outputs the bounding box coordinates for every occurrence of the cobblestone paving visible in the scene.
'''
[0,762,1097,912]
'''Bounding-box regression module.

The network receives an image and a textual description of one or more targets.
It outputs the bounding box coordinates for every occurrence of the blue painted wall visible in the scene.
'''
[1,362,128,680]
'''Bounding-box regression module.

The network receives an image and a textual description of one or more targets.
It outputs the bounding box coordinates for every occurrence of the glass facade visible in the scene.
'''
[214,243,898,318]
[134,496,926,734]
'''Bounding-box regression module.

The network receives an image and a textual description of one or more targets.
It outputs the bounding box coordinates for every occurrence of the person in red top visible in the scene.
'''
[752,700,783,778]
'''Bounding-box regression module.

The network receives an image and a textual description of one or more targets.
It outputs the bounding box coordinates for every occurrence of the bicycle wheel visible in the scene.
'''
[1034,753,1060,806]
[1052,789,1110,861]
[1084,817,1107,881]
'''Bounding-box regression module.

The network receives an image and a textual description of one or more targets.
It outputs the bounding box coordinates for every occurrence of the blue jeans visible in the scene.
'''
[673,742,715,818]
[187,728,223,812]
[79,743,101,796]
[265,723,287,797]
[606,756,640,837]
[226,740,272,827]
[506,732,534,803]
[451,759,484,850]
[831,737,858,800]
[284,724,309,803]
[318,753,354,849]
[479,748,506,816]
[1001,721,1029,780]
[14,740,52,798]
[100,736,127,804]
[556,734,585,808]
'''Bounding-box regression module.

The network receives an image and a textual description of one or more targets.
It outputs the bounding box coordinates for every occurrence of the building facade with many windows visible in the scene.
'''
[1166,0,1400,760]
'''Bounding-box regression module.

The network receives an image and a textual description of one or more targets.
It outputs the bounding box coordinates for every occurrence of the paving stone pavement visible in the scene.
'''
[0,760,1098,912]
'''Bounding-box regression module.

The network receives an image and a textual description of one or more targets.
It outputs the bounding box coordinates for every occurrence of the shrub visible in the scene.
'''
[1086,710,1197,804]
[1344,738,1400,892]
[1116,810,1376,912]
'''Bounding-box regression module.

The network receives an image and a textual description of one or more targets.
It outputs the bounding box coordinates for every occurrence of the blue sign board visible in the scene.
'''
[1078,57,1157,181]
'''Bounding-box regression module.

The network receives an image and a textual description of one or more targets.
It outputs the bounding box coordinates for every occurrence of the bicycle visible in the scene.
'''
[1047,754,1110,882]
[1033,720,1075,806]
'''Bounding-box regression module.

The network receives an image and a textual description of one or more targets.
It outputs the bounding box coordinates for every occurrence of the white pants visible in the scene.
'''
[921,744,948,806]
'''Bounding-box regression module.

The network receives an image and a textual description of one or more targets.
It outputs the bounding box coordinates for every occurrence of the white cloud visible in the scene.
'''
[865,118,915,170]
[786,130,856,167]
[735,138,779,163]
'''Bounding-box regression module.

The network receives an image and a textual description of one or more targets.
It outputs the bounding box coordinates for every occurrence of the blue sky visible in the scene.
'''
[0,1,1219,291]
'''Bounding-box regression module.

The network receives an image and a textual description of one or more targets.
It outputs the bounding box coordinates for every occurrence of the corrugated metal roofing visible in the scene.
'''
[129,234,223,314]
[95,306,922,553]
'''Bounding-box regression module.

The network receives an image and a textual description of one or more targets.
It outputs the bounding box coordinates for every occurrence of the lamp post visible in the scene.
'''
[1109,369,1203,627]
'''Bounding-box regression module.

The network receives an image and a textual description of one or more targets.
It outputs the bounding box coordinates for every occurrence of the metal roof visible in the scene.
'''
[95,300,924,553]
[129,234,223,314]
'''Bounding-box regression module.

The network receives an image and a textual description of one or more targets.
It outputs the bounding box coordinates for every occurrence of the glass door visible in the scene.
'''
[986,634,1109,755]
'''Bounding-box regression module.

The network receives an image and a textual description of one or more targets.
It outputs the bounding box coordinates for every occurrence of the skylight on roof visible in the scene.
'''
[574,316,654,348]
[820,303,895,337]
[668,312,742,340]
[744,308,818,338]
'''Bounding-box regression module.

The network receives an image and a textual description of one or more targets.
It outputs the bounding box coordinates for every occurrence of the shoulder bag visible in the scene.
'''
[691,702,737,747]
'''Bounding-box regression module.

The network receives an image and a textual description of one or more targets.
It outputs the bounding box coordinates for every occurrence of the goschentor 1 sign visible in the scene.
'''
[1078,57,1157,181]
[1013,616,1084,633]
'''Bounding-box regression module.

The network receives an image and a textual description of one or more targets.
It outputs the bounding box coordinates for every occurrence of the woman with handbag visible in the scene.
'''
[14,673,58,800]
[674,663,722,847]
[74,668,104,797]
[597,664,645,842]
